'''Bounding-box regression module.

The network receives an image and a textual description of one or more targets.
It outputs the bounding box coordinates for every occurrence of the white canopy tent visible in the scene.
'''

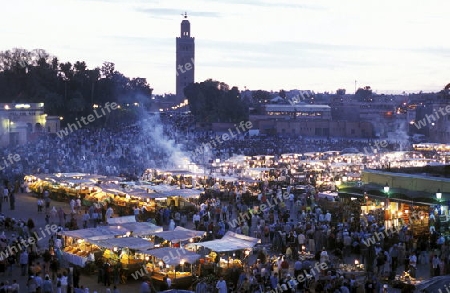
[107,216,136,225]
[105,216,163,236]
[60,227,128,241]
[156,189,202,198]
[137,247,201,266]
[90,237,154,250]
[152,227,206,243]
[187,231,260,252]
[119,222,163,236]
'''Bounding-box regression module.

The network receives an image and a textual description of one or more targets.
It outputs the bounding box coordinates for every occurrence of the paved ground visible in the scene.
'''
[0,193,145,293]
[0,192,434,292]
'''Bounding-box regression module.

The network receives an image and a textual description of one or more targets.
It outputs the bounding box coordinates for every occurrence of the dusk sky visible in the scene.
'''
[2,0,449,95]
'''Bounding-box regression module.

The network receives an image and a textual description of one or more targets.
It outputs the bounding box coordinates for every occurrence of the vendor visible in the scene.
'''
[146,262,154,273]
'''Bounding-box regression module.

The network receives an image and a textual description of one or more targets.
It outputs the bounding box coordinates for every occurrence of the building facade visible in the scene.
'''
[176,12,195,102]
[0,103,60,147]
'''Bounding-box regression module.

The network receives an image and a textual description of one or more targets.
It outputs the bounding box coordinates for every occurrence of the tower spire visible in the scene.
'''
[176,12,194,101]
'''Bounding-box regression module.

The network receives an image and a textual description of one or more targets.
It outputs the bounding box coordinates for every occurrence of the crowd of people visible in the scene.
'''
[0,113,434,293]
[1,113,411,185]
[184,181,444,293]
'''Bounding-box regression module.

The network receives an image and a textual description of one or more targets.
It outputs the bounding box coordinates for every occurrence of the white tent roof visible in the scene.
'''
[137,247,201,266]
[90,237,154,250]
[119,222,163,236]
[61,227,128,240]
[107,216,136,224]
[152,227,206,242]
[156,189,202,198]
[188,231,260,252]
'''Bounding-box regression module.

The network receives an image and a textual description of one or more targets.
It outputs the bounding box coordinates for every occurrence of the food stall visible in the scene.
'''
[150,187,201,213]
[60,226,128,267]
[117,222,163,237]
[107,215,163,236]
[89,237,154,275]
[186,231,261,275]
[152,227,206,247]
[139,247,201,289]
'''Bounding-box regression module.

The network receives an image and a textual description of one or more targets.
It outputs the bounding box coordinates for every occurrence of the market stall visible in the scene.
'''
[90,237,154,273]
[60,226,129,267]
[186,231,261,274]
[152,227,206,246]
[191,231,260,252]
[138,247,201,289]
[152,188,201,213]
[119,222,163,237]
[106,215,163,236]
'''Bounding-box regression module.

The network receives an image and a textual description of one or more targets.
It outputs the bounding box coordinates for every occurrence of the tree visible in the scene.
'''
[101,62,115,79]
[0,48,153,127]
[252,90,272,104]
[355,86,372,102]
[184,79,248,123]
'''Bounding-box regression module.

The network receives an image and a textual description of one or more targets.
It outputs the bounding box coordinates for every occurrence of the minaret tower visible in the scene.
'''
[176,12,195,101]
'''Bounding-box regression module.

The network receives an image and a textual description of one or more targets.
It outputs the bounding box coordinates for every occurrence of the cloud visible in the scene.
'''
[197,40,379,69]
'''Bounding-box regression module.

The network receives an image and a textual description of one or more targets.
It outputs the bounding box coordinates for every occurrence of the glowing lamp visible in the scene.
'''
[384,183,389,194]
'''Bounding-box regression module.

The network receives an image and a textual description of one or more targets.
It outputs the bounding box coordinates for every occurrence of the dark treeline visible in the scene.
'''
[0,48,154,126]
[184,79,249,123]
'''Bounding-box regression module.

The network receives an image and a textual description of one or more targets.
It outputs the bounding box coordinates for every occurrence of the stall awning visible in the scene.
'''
[60,227,128,240]
[107,216,136,224]
[137,247,201,266]
[156,189,202,198]
[152,227,206,242]
[118,222,163,236]
[90,237,154,250]
[187,231,260,252]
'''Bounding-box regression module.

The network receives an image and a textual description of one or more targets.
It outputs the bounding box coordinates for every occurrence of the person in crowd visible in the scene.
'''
[140,279,151,293]
[160,277,169,291]
[409,251,417,278]
[216,276,228,293]
[26,276,38,293]
[20,250,28,276]
[10,280,19,293]
[42,275,53,293]
[432,254,441,276]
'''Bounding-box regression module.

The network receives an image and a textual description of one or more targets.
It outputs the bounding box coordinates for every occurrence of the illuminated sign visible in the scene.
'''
[15,104,31,109]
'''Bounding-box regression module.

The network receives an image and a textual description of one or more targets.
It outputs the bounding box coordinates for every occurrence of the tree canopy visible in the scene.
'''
[0,48,153,126]
[184,79,249,123]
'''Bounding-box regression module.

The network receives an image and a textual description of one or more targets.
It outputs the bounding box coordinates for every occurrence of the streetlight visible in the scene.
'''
[383,182,390,229]
[383,183,390,194]
[436,189,442,201]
